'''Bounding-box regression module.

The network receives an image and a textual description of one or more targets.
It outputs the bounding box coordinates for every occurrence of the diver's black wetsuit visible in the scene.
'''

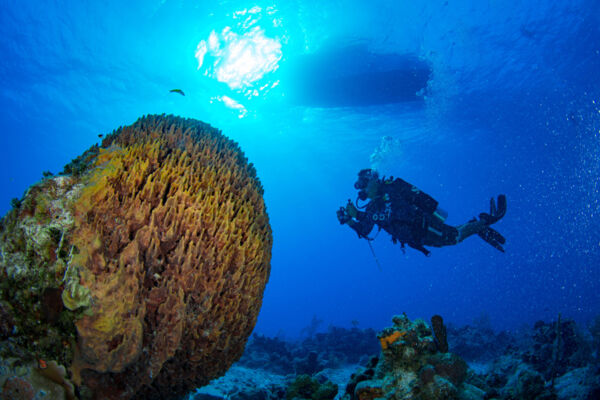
[338,169,507,255]
[345,177,459,256]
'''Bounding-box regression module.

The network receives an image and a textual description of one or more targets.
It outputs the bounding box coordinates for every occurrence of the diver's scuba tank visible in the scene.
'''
[385,177,439,214]
[433,207,448,222]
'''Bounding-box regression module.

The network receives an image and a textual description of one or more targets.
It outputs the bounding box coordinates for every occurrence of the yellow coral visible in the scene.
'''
[60,282,91,311]
[66,115,272,399]
[61,252,92,312]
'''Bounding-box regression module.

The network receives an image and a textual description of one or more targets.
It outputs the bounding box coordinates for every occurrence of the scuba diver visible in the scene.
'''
[337,169,506,256]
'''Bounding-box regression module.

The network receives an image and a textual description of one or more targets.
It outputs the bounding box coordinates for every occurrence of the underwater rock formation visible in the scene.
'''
[299,326,380,368]
[0,114,272,399]
[522,318,592,380]
[476,316,598,399]
[342,314,476,400]
[190,365,289,400]
[285,374,338,400]
[238,326,380,376]
[186,316,600,400]
[446,320,512,363]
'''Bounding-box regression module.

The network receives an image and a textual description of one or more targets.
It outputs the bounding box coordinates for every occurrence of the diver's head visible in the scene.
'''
[354,169,378,190]
[355,169,380,200]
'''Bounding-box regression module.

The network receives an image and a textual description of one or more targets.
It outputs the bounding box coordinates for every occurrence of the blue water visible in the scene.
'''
[1,0,599,338]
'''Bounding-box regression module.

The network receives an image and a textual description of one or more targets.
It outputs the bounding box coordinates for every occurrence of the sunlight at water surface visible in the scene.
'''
[195,6,283,117]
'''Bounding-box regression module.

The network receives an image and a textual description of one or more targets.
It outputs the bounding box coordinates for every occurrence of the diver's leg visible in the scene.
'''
[423,223,459,247]
[456,219,487,242]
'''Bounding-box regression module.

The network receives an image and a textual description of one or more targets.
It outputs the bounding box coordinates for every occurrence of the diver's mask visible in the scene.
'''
[354,169,378,205]
[354,169,378,190]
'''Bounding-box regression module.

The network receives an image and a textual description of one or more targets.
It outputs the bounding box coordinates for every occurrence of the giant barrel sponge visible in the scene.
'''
[0,114,272,399]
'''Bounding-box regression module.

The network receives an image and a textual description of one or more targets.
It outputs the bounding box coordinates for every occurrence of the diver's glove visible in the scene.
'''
[337,200,359,224]
[479,194,507,225]
[337,207,351,224]
[345,200,358,219]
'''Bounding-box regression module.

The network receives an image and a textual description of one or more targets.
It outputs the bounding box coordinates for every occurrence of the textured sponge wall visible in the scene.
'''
[68,114,272,399]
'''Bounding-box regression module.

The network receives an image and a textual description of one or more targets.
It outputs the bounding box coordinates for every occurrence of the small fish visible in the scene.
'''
[170,89,185,96]
[98,134,103,138]
[38,359,47,369]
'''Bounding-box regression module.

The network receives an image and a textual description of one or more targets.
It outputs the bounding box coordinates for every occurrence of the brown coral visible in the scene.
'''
[0,114,272,399]
[430,314,448,353]
[62,115,273,399]
[355,380,384,400]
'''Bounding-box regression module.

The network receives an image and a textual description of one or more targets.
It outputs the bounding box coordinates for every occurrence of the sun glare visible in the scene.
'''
[195,6,283,117]
[196,26,281,90]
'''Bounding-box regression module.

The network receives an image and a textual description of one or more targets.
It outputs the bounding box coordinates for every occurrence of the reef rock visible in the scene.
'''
[342,313,479,400]
[0,114,272,399]
[284,374,338,400]
[238,326,379,376]
[190,365,288,400]
[554,366,600,400]
[447,322,512,363]
[522,318,591,380]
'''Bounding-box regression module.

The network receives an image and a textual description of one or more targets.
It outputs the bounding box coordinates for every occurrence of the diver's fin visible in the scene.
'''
[496,194,507,218]
[483,226,505,244]
[478,226,505,252]
[480,194,507,225]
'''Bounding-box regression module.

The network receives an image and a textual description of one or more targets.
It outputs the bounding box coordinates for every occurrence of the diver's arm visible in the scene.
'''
[346,213,375,239]
[337,201,375,239]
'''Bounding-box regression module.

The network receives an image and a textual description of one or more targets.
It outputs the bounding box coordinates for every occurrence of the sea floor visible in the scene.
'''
[186,316,600,400]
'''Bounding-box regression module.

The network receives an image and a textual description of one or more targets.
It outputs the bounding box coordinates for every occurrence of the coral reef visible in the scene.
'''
[342,314,474,400]
[294,351,322,376]
[446,319,512,363]
[0,362,76,400]
[480,354,556,399]
[522,318,592,380]
[238,334,296,375]
[430,315,448,353]
[590,315,600,363]
[238,326,379,375]
[554,366,600,400]
[343,356,379,399]
[299,326,379,370]
[1,376,35,400]
[285,374,337,400]
[476,316,598,399]
[187,315,600,400]
[189,365,288,400]
[0,114,272,399]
